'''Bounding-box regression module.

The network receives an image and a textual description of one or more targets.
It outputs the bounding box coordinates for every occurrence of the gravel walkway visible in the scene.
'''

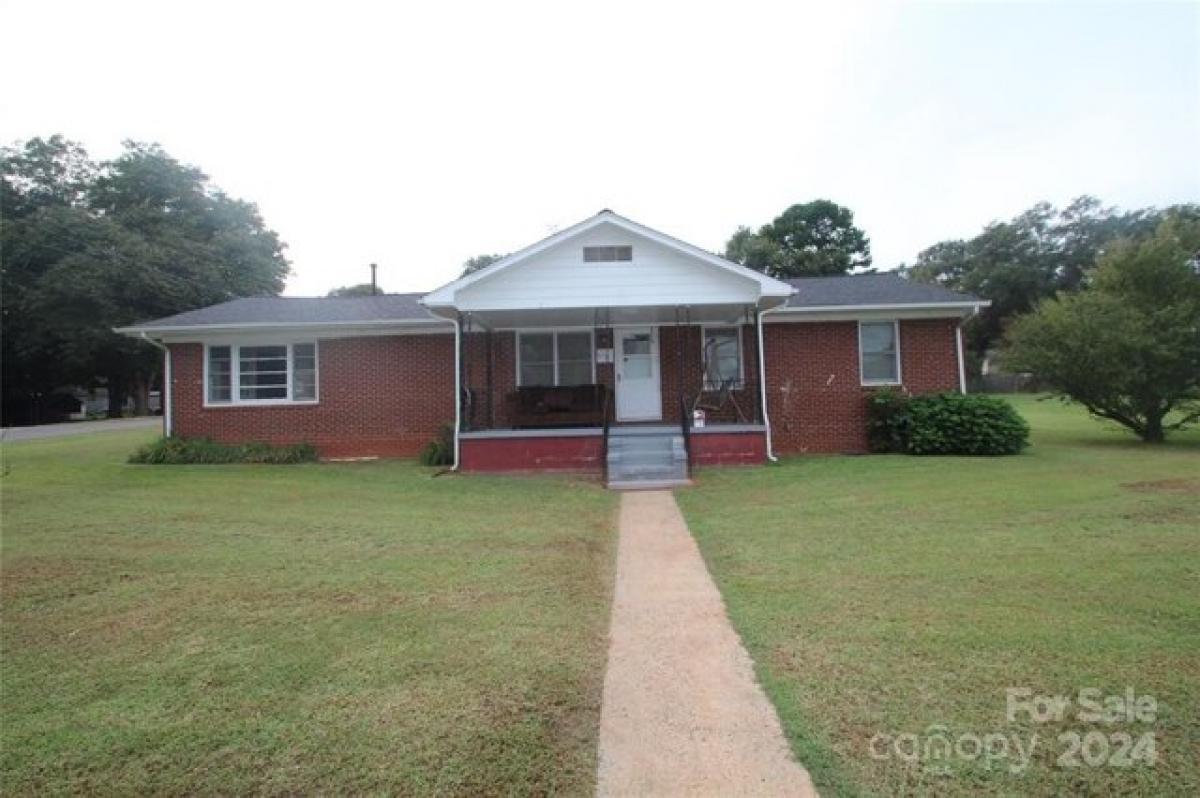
[596,490,816,797]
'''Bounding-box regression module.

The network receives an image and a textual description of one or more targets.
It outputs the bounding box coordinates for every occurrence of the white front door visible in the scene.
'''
[615,328,662,421]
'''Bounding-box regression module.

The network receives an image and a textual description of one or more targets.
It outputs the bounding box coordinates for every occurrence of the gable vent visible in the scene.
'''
[583,245,633,263]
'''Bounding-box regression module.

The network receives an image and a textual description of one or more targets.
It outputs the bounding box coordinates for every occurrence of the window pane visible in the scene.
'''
[292,343,316,400]
[860,323,895,355]
[557,332,591,362]
[861,323,898,382]
[862,352,898,383]
[520,363,554,386]
[208,346,232,403]
[519,334,553,364]
[623,334,651,356]
[558,361,592,385]
[239,344,289,400]
[703,329,740,386]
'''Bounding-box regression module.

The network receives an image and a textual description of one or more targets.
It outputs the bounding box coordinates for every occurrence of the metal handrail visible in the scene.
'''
[601,387,612,485]
[678,393,692,476]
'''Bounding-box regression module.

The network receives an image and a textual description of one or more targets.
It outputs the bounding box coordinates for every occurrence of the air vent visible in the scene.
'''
[583,245,633,263]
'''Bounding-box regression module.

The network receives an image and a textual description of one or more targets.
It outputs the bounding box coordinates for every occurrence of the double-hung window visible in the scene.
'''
[517,331,594,386]
[701,327,743,389]
[206,343,318,404]
[859,321,901,385]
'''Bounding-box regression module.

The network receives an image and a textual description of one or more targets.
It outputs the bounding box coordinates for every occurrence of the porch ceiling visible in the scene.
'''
[461,303,758,330]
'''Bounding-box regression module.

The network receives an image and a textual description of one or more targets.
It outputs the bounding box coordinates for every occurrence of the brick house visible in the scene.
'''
[119,211,986,487]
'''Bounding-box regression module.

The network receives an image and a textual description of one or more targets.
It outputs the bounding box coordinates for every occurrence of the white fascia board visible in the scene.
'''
[421,210,795,307]
[114,318,453,342]
[765,302,989,323]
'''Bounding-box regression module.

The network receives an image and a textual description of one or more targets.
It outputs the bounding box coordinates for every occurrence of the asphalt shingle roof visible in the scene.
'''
[128,274,979,330]
[784,273,980,308]
[130,293,438,329]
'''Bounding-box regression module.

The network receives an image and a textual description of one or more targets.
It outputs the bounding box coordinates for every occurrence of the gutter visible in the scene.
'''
[138,332,172,437]
[755,306,778,462]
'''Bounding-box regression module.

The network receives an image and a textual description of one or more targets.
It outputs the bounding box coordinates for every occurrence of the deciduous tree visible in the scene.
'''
[724,200,871,278]
[1005,215,1200,442]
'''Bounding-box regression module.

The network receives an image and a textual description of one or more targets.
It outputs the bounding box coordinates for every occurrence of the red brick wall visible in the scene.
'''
[168,318,962,461]
[764,318,961,454]
[169,335,455,458]
[659,324,760,424]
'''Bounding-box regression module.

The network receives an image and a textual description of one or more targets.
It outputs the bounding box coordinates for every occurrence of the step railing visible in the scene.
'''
[677,393,692,478]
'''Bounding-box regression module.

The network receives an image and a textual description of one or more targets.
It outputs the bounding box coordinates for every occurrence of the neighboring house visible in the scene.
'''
[118,210,986,485]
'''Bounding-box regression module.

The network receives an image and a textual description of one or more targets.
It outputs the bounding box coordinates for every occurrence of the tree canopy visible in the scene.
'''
[460,253,506,277]
[327,283,382,297]
[1005,214,1200,442]
[902,196,1195,369]
[725,200,871,278]
[1,136,289,423]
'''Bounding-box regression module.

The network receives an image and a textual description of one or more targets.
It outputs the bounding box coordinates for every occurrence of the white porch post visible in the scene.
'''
[451,313,462,470]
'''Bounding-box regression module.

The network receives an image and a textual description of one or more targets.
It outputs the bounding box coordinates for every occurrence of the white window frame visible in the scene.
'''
[203,341,320,407]
[515,329,597,387]
[700,325,745,390]
[858,320,902,386]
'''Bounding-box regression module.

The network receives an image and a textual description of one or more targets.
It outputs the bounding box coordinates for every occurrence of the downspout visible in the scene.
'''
[956,307,979,394]
[451,313,462,471]
[755,306,778,462]
[139,332,171,437]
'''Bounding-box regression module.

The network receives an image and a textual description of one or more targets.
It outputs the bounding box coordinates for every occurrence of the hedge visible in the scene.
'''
[867,390,1029,456]
[129,437,318,464]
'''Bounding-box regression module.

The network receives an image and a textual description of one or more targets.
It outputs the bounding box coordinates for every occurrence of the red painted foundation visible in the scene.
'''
[459,430,767,472]
[459,434,603,472]
[690,432,767,466]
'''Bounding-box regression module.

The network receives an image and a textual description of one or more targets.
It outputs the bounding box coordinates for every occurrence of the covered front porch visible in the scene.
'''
[452,303,770,474]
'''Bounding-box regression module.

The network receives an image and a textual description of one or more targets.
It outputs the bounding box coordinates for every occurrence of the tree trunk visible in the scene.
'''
[1142,413,1165,443]
[106,376,126,419]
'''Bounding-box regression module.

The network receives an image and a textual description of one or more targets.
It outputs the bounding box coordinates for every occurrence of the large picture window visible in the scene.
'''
[701,327,743,389]
[859,321,901,385]
[206,342,319,405]
[517,331,595,386]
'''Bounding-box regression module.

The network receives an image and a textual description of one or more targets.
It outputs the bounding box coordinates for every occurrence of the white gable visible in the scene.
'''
[422,211,793,314]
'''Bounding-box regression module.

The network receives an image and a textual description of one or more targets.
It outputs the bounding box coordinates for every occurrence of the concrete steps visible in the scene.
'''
[606,427,689,489]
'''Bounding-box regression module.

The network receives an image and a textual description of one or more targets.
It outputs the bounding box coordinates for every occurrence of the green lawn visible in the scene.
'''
[1,432,618,795]
[678,396,1200,796]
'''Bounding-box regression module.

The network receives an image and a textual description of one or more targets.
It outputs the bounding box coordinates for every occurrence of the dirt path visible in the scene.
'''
[596,490,816,797]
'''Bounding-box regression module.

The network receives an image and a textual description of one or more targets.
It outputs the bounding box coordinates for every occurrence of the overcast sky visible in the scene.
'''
[3,1,1197,296]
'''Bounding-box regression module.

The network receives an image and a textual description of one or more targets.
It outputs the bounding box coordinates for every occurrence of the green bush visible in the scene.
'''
[864,391,1028,455]
[418,423,455,467]
[866,388,911,453]
[129,437,318,464]
[905,392,1029,455]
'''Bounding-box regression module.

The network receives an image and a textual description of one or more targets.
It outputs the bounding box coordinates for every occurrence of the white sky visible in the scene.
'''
[3,1,1197,296]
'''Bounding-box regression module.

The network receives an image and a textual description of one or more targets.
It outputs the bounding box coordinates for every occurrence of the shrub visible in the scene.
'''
[866,388,911,453]
[904,393,1029,455]
[418,423,455,466]
[129,437,317,464]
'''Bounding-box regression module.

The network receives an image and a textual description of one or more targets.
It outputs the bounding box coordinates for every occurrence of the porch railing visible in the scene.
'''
[677,393,692,477]
[601,388,612,485]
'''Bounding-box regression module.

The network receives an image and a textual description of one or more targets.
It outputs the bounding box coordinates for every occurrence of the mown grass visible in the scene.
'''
[1,432,618,795]
[678,396,1200,796]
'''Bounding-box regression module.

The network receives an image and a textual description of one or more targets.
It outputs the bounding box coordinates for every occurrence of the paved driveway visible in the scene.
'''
[1,417,161,442]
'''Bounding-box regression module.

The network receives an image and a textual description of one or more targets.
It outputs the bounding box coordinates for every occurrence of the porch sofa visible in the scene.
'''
[508,385,609,428]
